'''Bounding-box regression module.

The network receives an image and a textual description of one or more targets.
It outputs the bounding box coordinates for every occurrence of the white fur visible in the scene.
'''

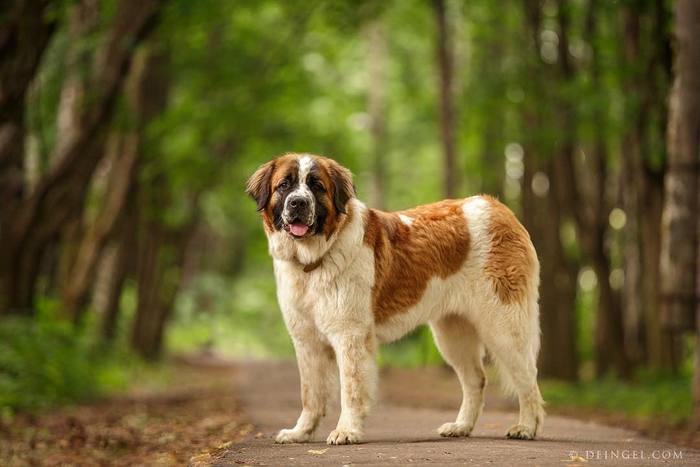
[283,154,316,226]
[268,190,544,445]
[398,214,413,225]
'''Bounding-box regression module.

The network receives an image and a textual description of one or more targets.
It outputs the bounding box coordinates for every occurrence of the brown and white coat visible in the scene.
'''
[247,153,544,445]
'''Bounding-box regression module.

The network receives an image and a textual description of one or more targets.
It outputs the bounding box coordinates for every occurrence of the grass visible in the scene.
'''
[541,373,693,424]
[0,300,165,416]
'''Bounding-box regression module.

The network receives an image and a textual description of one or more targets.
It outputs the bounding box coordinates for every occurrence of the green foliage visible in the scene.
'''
[378,327,443,368]
[0,300,138,413]
[541,372,693,423]
[167,271,293,358]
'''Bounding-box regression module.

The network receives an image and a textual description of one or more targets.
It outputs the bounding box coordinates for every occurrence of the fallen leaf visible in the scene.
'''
[189,453,211,465]
[308,448,329,455]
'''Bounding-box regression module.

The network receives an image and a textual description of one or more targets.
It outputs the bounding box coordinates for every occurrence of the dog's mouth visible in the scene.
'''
[284,221,312,238]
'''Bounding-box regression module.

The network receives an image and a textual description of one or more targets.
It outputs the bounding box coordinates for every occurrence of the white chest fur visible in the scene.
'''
[271,200,375,336]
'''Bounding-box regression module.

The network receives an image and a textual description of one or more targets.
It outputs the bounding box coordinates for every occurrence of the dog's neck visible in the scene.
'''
[294,256,323,273]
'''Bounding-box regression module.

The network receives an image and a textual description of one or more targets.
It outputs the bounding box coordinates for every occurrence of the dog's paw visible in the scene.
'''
[275,428,311,444]
[505,424,536,440]
[437,422,472,437]
[326,429,362,445]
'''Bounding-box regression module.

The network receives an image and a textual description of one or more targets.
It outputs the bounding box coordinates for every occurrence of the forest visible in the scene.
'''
[1,0,699,462]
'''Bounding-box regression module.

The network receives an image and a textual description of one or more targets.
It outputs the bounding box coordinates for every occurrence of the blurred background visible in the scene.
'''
[1,0,699,455]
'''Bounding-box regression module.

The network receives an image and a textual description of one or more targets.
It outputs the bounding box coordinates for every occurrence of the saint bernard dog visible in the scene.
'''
[246,153,544,445]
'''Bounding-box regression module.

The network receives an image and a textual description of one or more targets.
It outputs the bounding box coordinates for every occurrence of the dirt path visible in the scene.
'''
[219,360,699,466]
[1,360,249,467]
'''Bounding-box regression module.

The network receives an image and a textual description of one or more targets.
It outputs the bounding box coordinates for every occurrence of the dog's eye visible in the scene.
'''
[278,179,290,190]
[310,180,325,192]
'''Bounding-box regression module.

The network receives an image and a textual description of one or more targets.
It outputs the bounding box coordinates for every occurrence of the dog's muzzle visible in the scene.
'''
[283,194,314,237]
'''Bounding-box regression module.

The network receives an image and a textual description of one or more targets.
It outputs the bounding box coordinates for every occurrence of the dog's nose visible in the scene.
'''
[289,197,308,209]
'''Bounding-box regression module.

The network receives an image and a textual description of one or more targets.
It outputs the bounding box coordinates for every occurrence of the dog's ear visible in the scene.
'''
[246,160,275,211]
[329,162,355,215]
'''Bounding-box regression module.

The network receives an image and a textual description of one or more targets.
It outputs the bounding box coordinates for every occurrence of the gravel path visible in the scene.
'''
[218,360,698,466]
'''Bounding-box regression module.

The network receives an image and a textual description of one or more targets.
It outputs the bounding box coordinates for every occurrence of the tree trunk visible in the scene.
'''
[97,234,131,343]
[616,1,675,372]
[61,47,169,321]
[131,206,197,360]
[0,0,163,315]
[479,115,504,198]
[0,0,56,207]
[95,183,138,343]
[549,0,630,378]
[523,158,579,381]
[0,1,57,314]
[618,6,651,370]
[643,174,679,371]
[695,310,700,427]
[53,0,99,167]
[521,0,579,381]
[60,132,139,321]
[131,220,167,359]
[45,0,99,288]
[640,0,676,372]
[660,0,700,412]
[432,0,458,198]
[367,20,388,210]
[575,0,629,378]
[660,0,699,332]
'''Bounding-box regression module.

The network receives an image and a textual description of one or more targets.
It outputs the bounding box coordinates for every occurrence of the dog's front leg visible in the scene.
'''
[326,330,377,445]
[276,332,337,444]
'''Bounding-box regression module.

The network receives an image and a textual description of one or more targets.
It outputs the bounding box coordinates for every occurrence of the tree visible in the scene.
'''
[659,0,700,421]
[60,45,167,321]
[0,1,57,313]
[616,0,672,372]
[0,1,57,210]
[96,201,137,343]
[554,0,628,378]
[432,0,458,198]
[0,0,163,315]
[367,20,388,209]
[521,0,578,381]
[131,189,199,359]
[580,0,627,378]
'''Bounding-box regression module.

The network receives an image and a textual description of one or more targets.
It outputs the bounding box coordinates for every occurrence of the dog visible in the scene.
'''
[246,153,544,445]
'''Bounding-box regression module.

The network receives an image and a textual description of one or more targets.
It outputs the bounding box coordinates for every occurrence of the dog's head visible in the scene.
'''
[246,153,355,239]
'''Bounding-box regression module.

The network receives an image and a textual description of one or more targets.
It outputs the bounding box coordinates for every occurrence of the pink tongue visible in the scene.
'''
[290,223,309,236]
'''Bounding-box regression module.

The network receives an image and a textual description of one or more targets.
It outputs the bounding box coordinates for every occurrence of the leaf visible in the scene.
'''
[308,448,329,455]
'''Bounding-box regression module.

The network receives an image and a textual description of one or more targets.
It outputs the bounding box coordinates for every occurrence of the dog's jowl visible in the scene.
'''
[246,153,545,445]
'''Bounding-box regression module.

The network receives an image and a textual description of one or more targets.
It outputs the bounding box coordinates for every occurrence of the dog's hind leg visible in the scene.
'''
[430,314,486,437]
[476,299,545,440]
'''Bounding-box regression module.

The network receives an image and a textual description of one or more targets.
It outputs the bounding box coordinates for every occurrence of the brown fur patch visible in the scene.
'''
[364,330,376,354]
[323,343,336,361]
[363,200,471,323]
[261,155,299,233]
[483,196,536,305]
[313,156,353,239]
